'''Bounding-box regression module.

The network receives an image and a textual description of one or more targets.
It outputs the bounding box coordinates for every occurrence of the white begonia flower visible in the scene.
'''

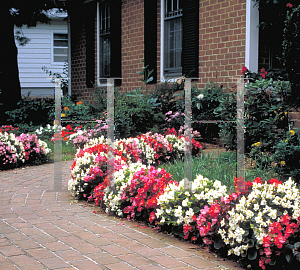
[174,206,183,217]
[197,94,204,99]
[182,198,188,207]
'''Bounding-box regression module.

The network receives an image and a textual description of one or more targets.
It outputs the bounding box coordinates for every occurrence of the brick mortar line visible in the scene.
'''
[4,162,231,269]
[55,189,222,269]
[5,183,81,270]
[60,185,234,269]
[41,187,167,269]
[0,238,23,270]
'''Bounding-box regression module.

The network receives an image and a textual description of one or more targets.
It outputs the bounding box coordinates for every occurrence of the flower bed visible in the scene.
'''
[68,128,300,270]
[0,125,51,170]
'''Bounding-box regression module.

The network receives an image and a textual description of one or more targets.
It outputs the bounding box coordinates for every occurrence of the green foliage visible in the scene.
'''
[270,129,300,182]
[5,94,54,133]
[192,83,226,139]
[149,81,183,116]
[216,79,292,153]
[61,95,94,123]
[282,5,300,109]
[114,87,165,139]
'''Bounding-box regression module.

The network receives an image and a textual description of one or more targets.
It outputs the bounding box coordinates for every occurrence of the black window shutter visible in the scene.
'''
[85,2,96,88]
[144,0,157,84]
[182,0,199,78]
[110,0,122,86]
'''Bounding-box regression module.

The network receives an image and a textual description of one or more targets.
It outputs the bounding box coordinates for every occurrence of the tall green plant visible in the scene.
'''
[214,79,292,153]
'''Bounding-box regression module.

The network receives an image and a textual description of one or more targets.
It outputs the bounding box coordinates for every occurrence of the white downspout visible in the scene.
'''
[68,13,71,96]
[245,0,259,72]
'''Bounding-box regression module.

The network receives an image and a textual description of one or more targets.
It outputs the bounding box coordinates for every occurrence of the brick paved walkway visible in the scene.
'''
[0,161,244,270]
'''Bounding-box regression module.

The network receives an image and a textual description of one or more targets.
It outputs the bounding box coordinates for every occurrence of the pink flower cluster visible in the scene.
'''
[122,167,175,218]
[1,128,50,169]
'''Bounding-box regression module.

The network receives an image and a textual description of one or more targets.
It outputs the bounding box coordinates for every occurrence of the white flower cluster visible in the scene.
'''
[165,135,185,154]
[35,124,57,136]
[156,175,227,226]
[219,178,300,257]
[69,151,97,195]
[38,139,51,155]
[0,132,25,164]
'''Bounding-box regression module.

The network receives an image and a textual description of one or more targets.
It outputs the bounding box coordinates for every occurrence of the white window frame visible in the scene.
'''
[51,30,68,65]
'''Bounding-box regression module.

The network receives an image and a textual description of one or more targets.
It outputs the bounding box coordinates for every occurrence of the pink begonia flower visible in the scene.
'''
[165,111,172,115]
[286,3,293,8]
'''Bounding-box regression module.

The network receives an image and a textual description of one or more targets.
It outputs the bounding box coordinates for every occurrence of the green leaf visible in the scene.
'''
[247,249,257,260]
[285,244,294,263]
[193,207,200,213]
[294,242,300,249]
[147,77,154,83]
[248,239,254,248]
[296,253,300,261]
[213,238,224,250]
[269,259,276,265]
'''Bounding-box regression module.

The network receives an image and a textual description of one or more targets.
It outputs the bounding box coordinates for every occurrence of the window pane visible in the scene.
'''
[101,37,111,77]
[54,34,68,40]
[164,17,182,73]
[54,56,68,62]
[54,40,68,47]
[54,48,68,55]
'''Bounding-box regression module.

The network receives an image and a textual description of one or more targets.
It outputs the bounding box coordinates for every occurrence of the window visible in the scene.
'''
[164,0,183,76]
[100,2,111,78]
[53,33,68,63]
[161,0,199,79]
[98,0,121,85]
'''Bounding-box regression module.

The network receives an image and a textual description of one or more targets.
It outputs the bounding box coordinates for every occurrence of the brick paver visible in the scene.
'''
[0,161,244,269]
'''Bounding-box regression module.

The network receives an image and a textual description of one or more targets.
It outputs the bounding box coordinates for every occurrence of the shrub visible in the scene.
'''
[61,95,94,123]
[270,129,300,182]
[5,95,54,133]
[215,78,292,153]
[114,87,165,139]
[193,83,227,139]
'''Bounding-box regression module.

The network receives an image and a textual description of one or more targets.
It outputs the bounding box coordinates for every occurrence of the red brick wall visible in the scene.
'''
[121,0,145,93]
[70,0,248,98]
[198,0,246,88]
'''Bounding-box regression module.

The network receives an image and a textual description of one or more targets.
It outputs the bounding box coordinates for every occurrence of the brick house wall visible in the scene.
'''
[70,0,249,99]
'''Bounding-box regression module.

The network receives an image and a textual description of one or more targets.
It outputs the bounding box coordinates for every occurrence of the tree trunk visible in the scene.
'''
[0,4,22,125]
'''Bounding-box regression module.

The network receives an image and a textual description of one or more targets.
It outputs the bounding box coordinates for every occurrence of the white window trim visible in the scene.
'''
[51,30,68,65]
[245,0,259,72]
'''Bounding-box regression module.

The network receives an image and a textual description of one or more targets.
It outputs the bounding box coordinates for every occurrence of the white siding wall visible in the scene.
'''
[15,19,68,97]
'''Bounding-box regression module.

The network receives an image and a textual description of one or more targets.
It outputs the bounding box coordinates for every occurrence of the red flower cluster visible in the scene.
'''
[122,167,175,218]
[241,66,248,76]
[0,125,19,133]
[51,124,82,142]
[260,68,267,79]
